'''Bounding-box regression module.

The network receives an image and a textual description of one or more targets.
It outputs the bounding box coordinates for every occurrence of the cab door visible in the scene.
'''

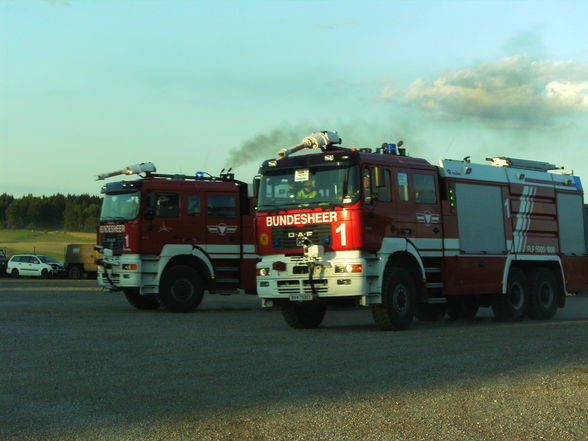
[361,165,393,250]
[141,191,182,255]
[390,169,442,241]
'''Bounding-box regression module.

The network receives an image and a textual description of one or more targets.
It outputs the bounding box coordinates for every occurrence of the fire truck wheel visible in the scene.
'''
[159,265,205,313]
[446,297,479,321]
[281,302,326,329]
[371,267,416,331]
[528,267,558,320]
[415,303,446,322]
[492,267,528,321]
[124,289,160,310]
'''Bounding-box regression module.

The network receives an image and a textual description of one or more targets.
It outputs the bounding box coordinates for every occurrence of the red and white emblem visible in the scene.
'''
[207,223,238,236]
[416,211,440,225]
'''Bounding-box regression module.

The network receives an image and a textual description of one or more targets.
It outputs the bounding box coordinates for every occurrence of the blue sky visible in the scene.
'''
[1,0,587,196]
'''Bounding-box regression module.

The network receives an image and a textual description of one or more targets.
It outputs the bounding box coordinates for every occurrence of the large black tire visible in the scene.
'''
[124,288,160,310]
[159,265,205,312]
[492,267,528,321]
[41,268,50,279]
[415,303,446,322]
[11,268,19,278]
[446,296,479,321]
[528,267,558,320]
[68,265,82,280]
[281,302,327,329]
[371,267,416,331]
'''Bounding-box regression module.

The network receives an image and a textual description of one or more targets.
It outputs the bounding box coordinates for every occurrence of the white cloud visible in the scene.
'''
[380,55,588,127]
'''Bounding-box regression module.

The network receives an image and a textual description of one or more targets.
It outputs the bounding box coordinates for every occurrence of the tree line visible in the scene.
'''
[0,194,102,232]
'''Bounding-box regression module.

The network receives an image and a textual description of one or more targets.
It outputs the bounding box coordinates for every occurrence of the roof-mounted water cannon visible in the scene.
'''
[276,130,341,160]
[96,162,156,181]
[219,167,235,181]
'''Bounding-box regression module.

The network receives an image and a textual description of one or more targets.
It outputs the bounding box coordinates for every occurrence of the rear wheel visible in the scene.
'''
[528,267,558,320]
[372,267,416,331]
[124,289,160,310]
[281,302,327,329]
[492,267,528,321]
[41,268,50,278]
[159,265,205,312]
[11,268,19,278]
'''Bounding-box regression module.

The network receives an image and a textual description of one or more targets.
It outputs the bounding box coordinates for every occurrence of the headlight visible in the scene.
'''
[256,268,270,276]
[334,264,363,273]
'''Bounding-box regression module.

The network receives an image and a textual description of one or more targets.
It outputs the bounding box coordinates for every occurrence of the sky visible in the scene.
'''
[1,0,587,197]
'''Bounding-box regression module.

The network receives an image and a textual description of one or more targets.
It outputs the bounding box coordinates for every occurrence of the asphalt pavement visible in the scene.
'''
[1,279,587,440]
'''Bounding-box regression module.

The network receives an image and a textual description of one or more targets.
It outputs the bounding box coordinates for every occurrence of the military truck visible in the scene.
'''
[64,244,98,279]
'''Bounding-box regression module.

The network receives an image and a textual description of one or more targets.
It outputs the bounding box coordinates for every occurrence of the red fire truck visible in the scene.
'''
[95,163,257,312]
[255,131,588,330]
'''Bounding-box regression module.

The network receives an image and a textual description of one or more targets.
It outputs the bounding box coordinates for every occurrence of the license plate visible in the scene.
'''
[289,294,313,301]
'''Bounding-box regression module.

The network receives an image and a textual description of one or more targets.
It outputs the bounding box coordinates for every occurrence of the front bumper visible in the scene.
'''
[97,254,142,291]
[256,251,369,301]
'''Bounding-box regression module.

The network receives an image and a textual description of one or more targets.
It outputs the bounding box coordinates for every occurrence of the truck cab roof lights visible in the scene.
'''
[276,130,342,160]
[96,162,156,181]
[378,141,405,156]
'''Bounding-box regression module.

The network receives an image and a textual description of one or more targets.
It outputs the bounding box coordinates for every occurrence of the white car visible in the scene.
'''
[7,254,65,278]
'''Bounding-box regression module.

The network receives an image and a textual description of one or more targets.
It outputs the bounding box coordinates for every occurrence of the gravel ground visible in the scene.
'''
[0,279,587,440]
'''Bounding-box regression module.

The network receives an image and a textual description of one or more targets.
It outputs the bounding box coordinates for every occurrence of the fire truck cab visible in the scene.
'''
[255,131,588,330]
[96,163,257,312]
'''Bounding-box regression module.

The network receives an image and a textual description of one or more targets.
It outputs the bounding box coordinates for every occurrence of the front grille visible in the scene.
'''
[272,223,332,250]
[293,266,309,274]
[277,278,329,295]
[101,233,123,252]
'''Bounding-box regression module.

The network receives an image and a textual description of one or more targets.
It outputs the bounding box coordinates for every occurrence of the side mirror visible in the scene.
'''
[252,176,260,199]
[144,192,157,219]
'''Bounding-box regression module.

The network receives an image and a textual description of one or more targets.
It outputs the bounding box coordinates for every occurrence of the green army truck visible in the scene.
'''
[64,244,98,279]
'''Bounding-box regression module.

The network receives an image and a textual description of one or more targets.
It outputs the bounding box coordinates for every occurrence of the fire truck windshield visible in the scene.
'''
[100,191,140,221]
[257,166,359,211]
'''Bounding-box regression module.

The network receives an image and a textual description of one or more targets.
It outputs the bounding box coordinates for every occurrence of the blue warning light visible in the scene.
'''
[384,143,397,155]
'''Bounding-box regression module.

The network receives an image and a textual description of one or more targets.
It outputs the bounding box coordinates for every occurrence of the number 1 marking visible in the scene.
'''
[336,223,347,246]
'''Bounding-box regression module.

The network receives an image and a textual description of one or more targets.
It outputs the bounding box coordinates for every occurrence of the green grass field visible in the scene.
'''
[0,230,96,262]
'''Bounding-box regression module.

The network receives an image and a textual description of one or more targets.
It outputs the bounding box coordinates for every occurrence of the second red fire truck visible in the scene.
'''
[95,163,257,312]
[255,131,588,330]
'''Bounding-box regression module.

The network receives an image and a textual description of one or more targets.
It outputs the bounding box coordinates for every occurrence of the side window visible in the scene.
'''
[187,194,201,216]
[208,195,236,218]
[32,257,41,264]
[414,174,438,204]
[362,168,372,203]
[397,172,409,201]
[156,193,179,217]
[373,168,391,202]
